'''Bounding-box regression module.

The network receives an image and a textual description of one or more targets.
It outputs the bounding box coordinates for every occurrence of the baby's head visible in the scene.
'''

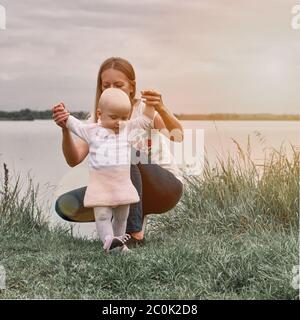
[97,88,131,133]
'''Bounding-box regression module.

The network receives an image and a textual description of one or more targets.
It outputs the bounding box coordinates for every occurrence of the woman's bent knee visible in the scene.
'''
[55,195,75,222]
[55,185,86,218]
[55,189,95,223]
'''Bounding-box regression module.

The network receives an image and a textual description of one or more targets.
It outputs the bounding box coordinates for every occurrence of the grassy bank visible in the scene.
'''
[0,143,299,299]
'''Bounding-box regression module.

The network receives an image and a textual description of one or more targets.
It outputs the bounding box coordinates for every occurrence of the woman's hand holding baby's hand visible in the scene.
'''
[141,90,165,113]
[52,102,70,129]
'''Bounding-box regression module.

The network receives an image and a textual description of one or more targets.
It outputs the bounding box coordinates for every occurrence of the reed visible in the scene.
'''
[0,163,48,234]
[149,141,299,235]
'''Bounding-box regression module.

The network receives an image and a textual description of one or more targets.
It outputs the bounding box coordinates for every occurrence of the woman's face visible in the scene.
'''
[101,68,134,99]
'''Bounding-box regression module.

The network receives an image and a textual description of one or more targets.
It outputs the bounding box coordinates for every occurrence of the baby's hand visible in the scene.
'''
[141,89,164,112]
[52,102,70,129]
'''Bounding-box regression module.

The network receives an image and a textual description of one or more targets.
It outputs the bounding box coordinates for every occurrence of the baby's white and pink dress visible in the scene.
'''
[66,113,152,245]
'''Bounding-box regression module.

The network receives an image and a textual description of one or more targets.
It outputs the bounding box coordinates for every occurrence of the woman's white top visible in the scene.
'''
[130,100,183,183]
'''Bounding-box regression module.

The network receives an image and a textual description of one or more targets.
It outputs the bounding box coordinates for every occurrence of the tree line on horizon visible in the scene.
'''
[0,108,89,121]
[0,108,299,121]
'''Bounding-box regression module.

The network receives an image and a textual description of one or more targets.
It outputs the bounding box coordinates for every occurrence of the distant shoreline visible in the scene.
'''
[0,109,88,121]
[0,109,299,121]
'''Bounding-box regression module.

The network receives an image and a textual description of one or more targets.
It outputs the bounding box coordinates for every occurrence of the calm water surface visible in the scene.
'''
[0,120,299,238]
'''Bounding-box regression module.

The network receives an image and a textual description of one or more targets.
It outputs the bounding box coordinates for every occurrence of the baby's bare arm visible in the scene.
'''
[142,104,155,120]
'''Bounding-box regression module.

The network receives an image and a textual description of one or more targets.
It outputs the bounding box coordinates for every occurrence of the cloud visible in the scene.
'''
[0,0,299,114]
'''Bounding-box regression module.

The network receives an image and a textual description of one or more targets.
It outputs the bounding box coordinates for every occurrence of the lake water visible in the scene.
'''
[0,120,299,238]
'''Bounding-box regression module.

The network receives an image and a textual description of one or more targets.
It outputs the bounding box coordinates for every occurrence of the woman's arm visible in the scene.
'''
[52,103,89,167]
[154,107,184,142]
[61,128,89,167]
[141,90,184,142]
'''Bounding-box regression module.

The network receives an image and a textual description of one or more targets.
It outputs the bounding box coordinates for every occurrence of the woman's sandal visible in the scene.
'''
[125,237,145,248]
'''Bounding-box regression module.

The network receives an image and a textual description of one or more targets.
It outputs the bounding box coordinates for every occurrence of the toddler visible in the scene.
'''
[66,88,154,253]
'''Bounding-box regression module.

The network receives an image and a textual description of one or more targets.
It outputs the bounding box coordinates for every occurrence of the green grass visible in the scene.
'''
[0,142,299,300]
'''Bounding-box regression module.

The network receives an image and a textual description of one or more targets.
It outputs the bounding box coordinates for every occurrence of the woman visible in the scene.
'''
[53,57,184,247]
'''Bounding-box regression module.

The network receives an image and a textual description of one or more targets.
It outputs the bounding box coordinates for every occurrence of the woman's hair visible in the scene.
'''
[92,57,136,122]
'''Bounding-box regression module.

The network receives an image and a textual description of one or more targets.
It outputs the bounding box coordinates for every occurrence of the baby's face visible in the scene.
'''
[97,88,132,133]
[98,105,130,134]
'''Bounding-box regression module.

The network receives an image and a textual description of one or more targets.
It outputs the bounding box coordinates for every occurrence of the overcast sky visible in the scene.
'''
[0,0,299,114]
